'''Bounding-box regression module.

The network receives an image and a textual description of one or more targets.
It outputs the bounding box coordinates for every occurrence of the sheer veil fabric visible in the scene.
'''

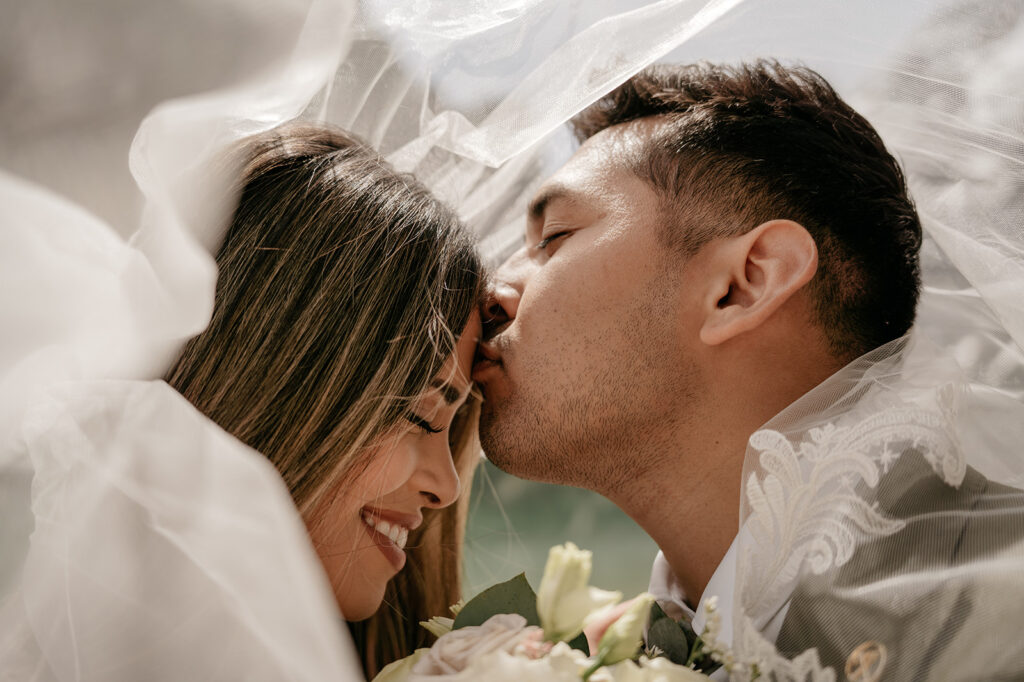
[1,0,1022,680]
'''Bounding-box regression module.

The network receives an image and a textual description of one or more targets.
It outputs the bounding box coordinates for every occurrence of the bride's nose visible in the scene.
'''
[412,442,461,509]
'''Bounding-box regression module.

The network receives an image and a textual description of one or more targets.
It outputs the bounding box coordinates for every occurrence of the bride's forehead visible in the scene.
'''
[423,317,479,402]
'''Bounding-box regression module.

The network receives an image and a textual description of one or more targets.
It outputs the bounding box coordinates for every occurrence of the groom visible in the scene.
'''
[473,61,1024,678]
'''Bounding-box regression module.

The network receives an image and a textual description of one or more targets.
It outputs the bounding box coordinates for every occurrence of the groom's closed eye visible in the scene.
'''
[535,230,571,253]
[526,185,583,240]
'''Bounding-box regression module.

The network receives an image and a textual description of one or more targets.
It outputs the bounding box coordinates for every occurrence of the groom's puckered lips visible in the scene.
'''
[471,340,503,383]
[477,341,502,363]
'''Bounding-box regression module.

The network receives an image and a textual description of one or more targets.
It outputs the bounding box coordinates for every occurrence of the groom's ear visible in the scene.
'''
[698,220,818,346]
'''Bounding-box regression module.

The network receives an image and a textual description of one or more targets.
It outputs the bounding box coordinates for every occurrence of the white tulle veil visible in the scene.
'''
[2,0,1022,679]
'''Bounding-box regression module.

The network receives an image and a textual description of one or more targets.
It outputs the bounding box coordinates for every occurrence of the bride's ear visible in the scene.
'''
[698,220,818,346]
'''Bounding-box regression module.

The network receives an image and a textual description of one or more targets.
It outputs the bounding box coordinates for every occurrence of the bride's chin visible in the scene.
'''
[335,574,389,622]
[335,541,403,620]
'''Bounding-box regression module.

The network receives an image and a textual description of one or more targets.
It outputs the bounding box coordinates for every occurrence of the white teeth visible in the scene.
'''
[361,512,410,550]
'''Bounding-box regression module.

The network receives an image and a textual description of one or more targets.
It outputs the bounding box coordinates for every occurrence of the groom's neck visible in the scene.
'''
[608,409,749,605]
[609,349,839,604]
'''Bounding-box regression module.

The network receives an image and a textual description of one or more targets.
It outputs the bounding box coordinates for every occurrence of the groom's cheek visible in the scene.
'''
[480,374,512,407]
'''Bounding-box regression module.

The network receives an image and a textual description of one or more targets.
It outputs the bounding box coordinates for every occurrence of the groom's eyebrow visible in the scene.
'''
[528,184,577,222]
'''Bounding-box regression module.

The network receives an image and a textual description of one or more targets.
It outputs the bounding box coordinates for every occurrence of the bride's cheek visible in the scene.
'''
[353,445,418,502]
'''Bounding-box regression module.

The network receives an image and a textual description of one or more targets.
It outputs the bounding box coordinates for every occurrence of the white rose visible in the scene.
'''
[638,656,713,681]
[372,649,427,682]
[585,658,712,682]
[457,642,589,682]
[411,614,537,677]
[588,660,648,682]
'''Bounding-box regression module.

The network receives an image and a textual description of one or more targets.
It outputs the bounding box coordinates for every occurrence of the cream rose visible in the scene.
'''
[411,614,537,677]
[454,642,589,682]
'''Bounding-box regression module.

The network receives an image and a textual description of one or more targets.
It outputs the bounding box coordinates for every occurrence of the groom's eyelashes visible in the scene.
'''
[535,230,571,252]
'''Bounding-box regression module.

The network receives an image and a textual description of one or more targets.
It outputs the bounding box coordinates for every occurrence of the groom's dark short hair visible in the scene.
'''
[572,61,922,361]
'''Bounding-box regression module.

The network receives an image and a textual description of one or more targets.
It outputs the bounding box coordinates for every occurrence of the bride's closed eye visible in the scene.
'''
[406,413,444,434]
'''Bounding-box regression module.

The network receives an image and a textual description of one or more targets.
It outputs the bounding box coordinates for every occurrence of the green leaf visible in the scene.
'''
[453,573,540,629]
[646,601,696,649]
[677,614,697,648]
[452,573,589,654]
[645,616,692,666]
[567,631,590,656]
[648,601,670,625]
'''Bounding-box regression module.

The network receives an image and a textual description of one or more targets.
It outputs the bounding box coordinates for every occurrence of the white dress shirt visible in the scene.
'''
[647,526,790,680]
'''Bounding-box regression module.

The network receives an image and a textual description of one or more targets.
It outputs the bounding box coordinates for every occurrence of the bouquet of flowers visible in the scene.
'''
[373,543,753,681]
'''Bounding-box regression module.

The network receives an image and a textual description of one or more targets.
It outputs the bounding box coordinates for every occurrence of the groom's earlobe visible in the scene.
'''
[699,220,818,346]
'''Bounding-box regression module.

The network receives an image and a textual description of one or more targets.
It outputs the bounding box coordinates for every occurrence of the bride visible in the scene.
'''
[165,123,485,677]
[0,117,483,681]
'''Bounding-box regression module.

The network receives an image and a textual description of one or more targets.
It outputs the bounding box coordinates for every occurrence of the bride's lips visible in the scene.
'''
[361,508,421,571]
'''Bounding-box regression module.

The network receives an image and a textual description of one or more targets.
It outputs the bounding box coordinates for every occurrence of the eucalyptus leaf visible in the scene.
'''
[452,573,590,654]
[453,573,539,629]
[645,616,692,666]
[648,601,670,626]
[646,601,696,648]
[677,614,697,648]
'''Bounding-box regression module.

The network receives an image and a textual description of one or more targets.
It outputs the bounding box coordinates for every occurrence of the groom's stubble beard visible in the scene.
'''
[479,281,700,496]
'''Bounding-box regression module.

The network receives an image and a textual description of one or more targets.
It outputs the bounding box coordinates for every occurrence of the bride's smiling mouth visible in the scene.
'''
[360,509,420,571]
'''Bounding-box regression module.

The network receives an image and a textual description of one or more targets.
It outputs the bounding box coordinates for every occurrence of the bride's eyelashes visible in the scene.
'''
[405,413,444,434]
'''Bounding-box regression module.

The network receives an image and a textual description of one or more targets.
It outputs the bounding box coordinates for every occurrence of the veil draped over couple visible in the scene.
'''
[2,0,1024,680]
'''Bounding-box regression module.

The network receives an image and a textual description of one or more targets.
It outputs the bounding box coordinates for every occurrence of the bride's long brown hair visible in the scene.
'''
[165,122,484,678]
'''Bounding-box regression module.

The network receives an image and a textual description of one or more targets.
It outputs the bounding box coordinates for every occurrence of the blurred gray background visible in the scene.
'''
[464,460,659,598]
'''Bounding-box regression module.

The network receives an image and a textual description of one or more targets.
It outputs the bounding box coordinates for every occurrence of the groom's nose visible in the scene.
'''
[482,281,519,334]
[482,249,528,335]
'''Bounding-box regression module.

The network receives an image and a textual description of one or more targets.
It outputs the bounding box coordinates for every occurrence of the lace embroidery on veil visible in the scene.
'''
[729,341,967,681]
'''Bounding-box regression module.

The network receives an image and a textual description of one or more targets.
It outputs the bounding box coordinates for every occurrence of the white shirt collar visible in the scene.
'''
[647,537,738,681]
[647,534,739,646]
[647,524,791,655]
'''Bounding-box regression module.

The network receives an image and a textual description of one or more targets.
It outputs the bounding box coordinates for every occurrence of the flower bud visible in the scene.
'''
[595,592,655,667]
[537,543,622,642]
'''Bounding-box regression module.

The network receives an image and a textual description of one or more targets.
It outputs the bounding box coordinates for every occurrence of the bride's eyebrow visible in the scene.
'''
[430,378,465,405]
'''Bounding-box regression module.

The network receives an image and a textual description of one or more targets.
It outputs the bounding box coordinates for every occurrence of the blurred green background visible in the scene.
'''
[463,459,659,598]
